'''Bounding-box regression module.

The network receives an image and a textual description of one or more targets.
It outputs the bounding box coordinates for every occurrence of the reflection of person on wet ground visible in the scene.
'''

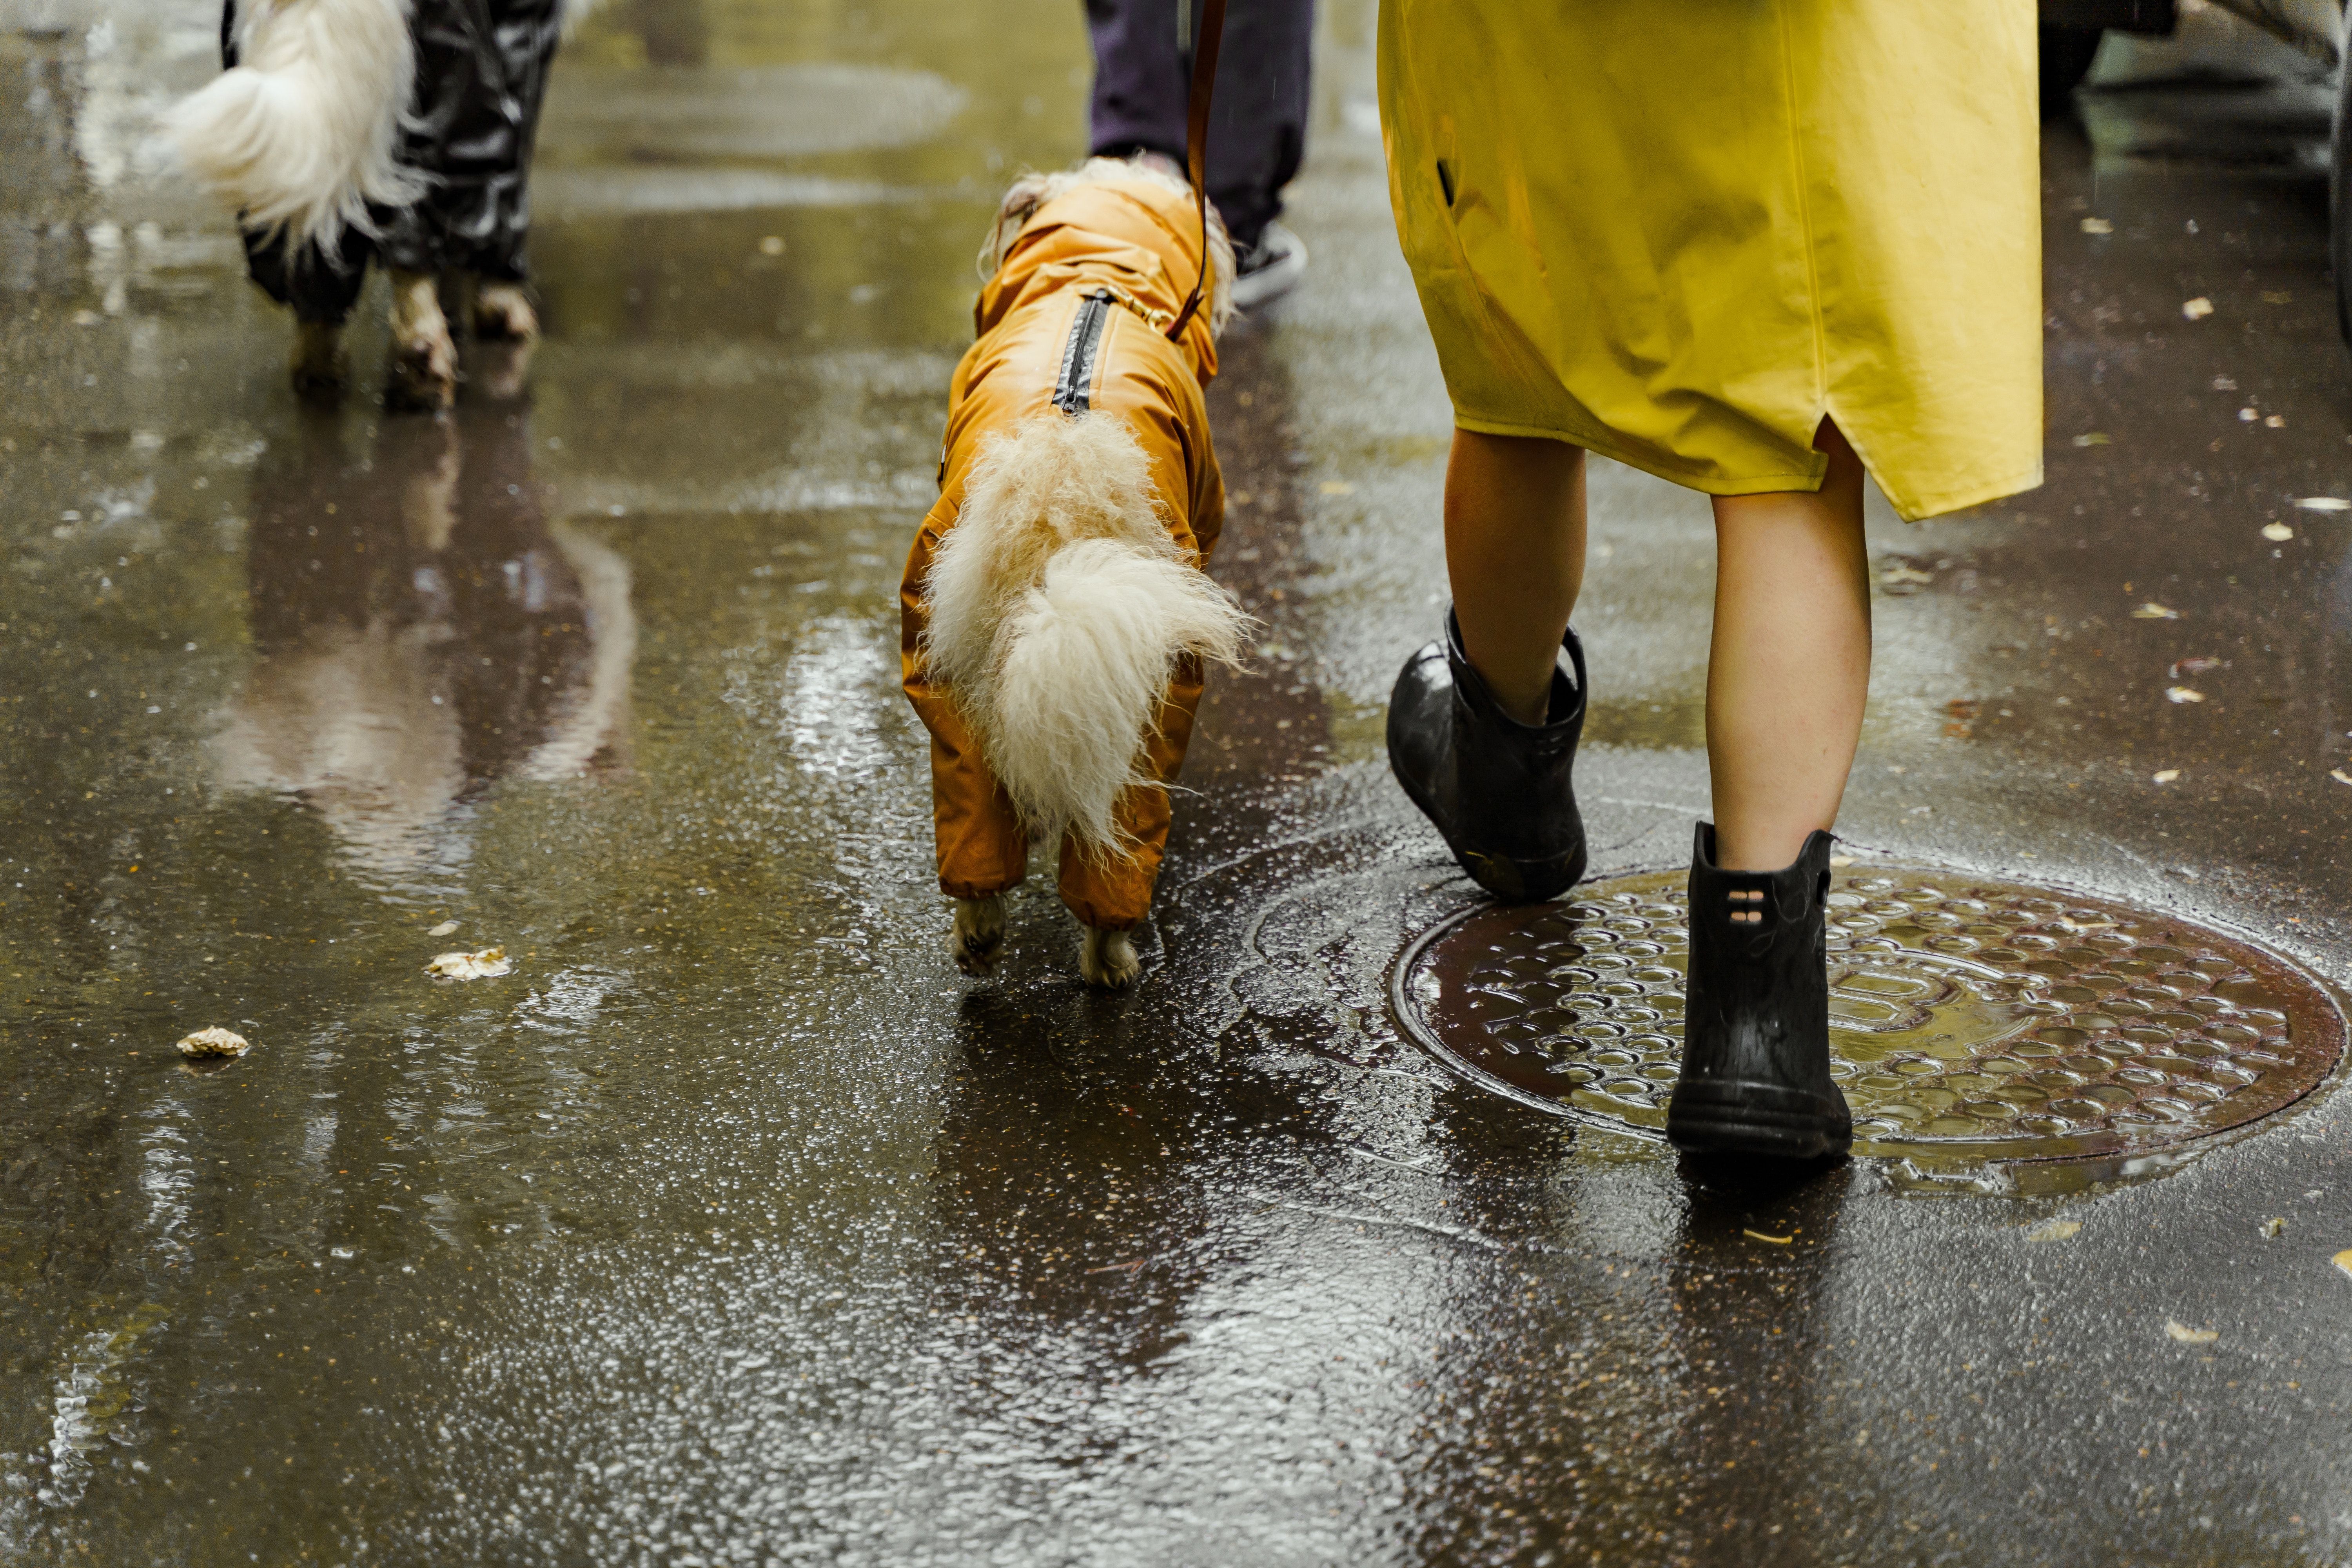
[214,358,634,879]
[1084,0,1314,307]
[1378,4,2044,1160]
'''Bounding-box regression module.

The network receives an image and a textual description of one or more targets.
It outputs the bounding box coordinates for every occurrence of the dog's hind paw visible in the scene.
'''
[386,270,458,412]
[471,280,540,343]
[1078,925,1140,990]
[289,321,345,400]
[949,895,1007,975]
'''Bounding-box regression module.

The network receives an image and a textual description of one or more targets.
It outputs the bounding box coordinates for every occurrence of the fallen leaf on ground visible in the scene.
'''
[2152,769,2181,784]
[2169,657,2222,678]
[175,1026,249,1059]
[2025,1218,2082,1243]
[1742,1230,1793,1245]
[2071,432,2110,447]
[2132,603,2181,620]
[427,920,459,937]
[2166,687,2205,704]
[2294,496,2351,511]
[2238,407,2259,422]
[2262,522,2295,542]
[2181,296,2213,319]
[2331,769,2352,787]
[2081,217,2114,234]
[2164,1319,2218,1345]
[2266,415,2287,429]
[2334,1249,2352,1281]
[425,947,510,980]
[2260,1218,2286,1238]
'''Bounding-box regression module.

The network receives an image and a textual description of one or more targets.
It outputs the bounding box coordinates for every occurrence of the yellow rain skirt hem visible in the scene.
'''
[1380,0,2045,525]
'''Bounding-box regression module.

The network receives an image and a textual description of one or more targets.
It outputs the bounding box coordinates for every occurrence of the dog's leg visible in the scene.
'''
[471,277,540,343]
[949,895,1007,976]
[1077,924,1140,990]
[386,269,457,412]
[289,320,344,398]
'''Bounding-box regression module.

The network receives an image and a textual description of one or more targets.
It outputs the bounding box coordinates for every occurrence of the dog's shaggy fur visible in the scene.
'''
[166,0,424,252]
[926,411,1250,862]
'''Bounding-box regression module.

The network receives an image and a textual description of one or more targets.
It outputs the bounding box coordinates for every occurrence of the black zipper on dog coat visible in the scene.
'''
[1051,290,1114,416]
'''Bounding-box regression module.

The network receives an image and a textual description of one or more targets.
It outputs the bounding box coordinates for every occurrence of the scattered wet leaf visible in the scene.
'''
[2169,656,2222,679]
[1742,1229,1793,1245]
[2165,687,2205,704]
[2259,1218,2286,1238]
[2152,769,2181,784]
[2025,1217,2082,1243]
[1318,481,1355,496]
[2294,496,2350,511]
[2071,432,2110,447]
[2238,407,2259,422]
[174,1025,249,1059]
[2181,296,2213,319]
[425,947,510,980]
[2265,414,2287,429]
[2330,769,2352,787]
[2163,1319,2218,1345]
[2131,602,2181,620]
[2080,217,2114,234]
[2334,1249,2352,1281]
[427,920,459,937]
[2261,521,2295,542]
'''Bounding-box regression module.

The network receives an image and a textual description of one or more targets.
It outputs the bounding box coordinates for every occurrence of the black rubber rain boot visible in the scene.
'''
[1387,610,1587,902]
[1665,824,1853,1159]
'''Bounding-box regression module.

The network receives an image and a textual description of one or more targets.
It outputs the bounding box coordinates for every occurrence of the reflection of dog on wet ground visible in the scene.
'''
[900,155,1252,988]
[168,0,588,408]
[214,356,633,878]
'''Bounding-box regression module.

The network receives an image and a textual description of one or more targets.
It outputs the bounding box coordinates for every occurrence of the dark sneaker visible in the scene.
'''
[1666,824,1853,1160]
[1231,220,1308,310]
[1387,610,1588,902]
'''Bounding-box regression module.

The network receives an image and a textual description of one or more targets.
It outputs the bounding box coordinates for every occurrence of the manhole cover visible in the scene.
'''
[1392,867,2345,1164]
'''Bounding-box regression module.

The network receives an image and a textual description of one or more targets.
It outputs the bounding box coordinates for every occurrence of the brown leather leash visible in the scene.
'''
[1163,0,1228,342]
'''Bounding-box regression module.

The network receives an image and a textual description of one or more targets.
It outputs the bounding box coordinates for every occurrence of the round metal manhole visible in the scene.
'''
[1392,867,2345,1164]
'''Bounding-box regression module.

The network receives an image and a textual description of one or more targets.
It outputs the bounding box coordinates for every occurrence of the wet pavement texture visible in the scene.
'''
[2,2,2351,1564]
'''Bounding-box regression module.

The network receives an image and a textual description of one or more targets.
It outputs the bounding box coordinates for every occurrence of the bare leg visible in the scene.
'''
[387,270,457,412]
[1706,421,1871,871]
[1443,429,1587,725]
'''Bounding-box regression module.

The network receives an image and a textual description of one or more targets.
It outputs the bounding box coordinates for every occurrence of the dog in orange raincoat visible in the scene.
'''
[900,155,1252,987]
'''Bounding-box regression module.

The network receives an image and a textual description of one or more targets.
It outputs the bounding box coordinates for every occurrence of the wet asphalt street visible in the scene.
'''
[5,2,2352,1564]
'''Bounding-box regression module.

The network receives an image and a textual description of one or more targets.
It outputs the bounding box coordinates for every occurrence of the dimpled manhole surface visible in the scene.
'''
[1392,868,2345,1162]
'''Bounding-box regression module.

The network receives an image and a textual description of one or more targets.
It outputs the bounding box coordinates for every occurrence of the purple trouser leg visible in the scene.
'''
[1083,0,1314,251]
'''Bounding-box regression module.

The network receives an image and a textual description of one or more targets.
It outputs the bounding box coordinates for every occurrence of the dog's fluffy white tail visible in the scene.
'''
[165,0,423,250]
[925,412,1250,858]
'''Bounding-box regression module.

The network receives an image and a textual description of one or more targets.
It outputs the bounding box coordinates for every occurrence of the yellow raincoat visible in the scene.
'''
[1378,0,2043,519]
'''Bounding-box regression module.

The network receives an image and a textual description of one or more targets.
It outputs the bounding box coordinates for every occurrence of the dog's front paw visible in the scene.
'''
[949,895,1007,975]
[386,271,457,412]
[471,281,540,343]
[1078,925,1140,990]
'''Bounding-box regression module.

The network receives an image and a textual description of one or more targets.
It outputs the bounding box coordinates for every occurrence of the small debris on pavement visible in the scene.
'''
[1828,854,1855,868]
[2265,414,2287,428]
[2169,657,2222,679]
[2334,1249,2352,1281]
[425,948,510,980]
[2262,521,2295,541]
[174,1026,249,1059]
[1742,1229,1793,1245]
[1880,563,1934,586]
[428,920,459,937]
[2293,495,2350,511]
[2260,1218,2286,1238]
[2181,296,2212,319]
[2163,1319,2218,1345]
[2166,687,2205,704]
[2081,217,2114,234]
[2330,769,2352,787]
[2132,603,2181,620]
[2153,769,2182,784]
[2070,432,2110,447]
[2025,1217,2082,1243]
